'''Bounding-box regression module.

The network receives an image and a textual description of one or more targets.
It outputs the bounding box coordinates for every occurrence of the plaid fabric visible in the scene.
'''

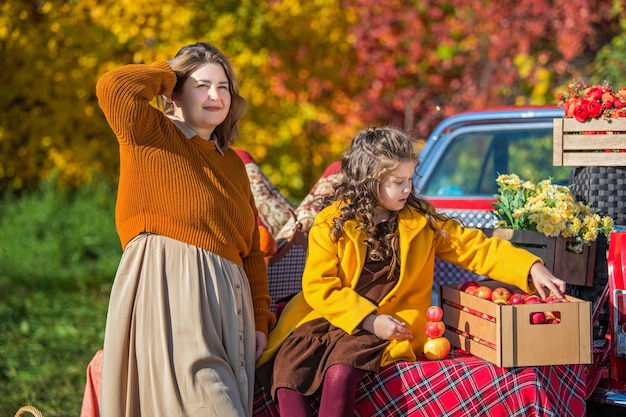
[267,240,306,311]
[252,349,586,417]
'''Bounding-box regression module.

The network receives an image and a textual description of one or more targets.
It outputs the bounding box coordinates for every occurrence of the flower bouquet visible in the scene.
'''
[492,173,614,251]
[553,80,626,166]
[484,173,614,286]
[557,80,626,122]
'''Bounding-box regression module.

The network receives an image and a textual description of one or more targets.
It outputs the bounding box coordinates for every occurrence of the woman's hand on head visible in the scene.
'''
[255,331,267,361]
[362,314,413,341]
[529,262,567,301]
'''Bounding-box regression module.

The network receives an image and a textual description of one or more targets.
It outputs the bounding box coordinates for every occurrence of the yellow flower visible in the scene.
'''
[493,174,614,245]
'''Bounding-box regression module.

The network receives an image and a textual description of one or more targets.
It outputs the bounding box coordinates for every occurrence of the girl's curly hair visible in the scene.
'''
[329,126,452,275]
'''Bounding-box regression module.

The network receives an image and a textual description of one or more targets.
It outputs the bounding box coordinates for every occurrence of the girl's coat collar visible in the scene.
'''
[342,208,428,243]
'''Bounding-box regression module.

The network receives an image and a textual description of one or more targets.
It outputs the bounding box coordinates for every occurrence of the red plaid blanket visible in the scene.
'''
[252,349,586,417]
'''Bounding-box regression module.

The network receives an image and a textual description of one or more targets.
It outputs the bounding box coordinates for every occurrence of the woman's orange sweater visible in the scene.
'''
[96,61,275,334]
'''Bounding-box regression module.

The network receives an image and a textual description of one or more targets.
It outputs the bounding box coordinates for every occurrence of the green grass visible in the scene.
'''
[0,285,109,416]
[0,175,119,416]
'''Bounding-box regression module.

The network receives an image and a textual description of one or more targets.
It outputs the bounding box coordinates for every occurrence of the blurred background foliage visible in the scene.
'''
[1,0,625,201]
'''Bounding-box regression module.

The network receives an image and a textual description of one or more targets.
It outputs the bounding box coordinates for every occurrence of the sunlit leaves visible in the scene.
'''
[0,0,621,200]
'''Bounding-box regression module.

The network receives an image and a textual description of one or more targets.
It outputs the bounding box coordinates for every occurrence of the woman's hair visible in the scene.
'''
[329,126,451,274]
[156,42,247,149]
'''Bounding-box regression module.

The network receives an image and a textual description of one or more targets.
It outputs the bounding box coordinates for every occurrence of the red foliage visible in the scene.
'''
[341,0,616,138]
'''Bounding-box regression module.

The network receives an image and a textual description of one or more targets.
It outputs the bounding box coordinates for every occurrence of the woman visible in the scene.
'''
[96,42,275,417]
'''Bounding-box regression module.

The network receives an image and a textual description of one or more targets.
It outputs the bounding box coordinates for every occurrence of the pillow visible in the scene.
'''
[234,149,296,238]
[276,161,342,239]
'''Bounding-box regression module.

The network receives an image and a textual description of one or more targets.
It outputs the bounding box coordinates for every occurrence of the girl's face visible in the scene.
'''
[377,160,416,214]
[176,63,231,138]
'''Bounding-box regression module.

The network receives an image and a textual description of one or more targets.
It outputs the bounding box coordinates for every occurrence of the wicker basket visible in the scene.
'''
[569,166,626,226]
[13,406,43,417]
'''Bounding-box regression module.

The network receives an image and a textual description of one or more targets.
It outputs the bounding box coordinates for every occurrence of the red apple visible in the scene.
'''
[426,306,444,322]
[524,295,543,304]
[544,294,567,303]
[423,337,451,360]
[458,280,480,291]
[544,311,561,323]
[491,287,511,302]
[465,286,478,296]
[493,298,509,305]
[424,320,446,338]
[530,312,547,324]
[475,286,493,300]
[509,293,526,305]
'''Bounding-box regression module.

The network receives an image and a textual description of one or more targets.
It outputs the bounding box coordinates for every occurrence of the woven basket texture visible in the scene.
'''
[569,166,626,226]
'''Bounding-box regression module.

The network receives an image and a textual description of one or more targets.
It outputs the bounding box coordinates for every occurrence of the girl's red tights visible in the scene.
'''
[276,363,364,417]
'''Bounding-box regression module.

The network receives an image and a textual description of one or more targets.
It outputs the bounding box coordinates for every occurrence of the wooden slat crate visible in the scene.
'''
[553,118,626,166]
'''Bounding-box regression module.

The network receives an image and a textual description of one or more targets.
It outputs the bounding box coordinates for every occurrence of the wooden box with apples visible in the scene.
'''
[440,279,593,367]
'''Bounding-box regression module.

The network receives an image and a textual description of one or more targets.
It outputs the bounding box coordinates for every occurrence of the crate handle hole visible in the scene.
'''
[529,310,561,325]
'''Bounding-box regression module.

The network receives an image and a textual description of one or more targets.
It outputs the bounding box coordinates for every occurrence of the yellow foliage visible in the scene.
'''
[3,0,613,201]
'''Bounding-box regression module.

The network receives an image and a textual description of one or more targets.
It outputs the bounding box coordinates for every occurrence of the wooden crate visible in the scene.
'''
[553,117,626,166]
[440,280,592,367]
[481,228,596,287]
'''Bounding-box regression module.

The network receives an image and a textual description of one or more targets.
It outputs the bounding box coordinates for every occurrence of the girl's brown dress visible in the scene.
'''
[270,224,399,399]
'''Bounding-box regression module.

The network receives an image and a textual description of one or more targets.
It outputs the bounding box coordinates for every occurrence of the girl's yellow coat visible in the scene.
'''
[257,203,540,367]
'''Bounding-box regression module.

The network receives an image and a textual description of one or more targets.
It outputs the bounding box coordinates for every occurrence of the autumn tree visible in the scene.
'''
[0,0,621,201]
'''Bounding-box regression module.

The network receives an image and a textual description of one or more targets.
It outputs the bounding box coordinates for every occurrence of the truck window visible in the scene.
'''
[422,128,571,197]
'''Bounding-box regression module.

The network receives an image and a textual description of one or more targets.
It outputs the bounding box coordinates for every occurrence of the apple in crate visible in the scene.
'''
[530,312,547,324]
[423,337,451,360]
[475,286,493,300]
[524,295,543,304]
[491,287,511,302]
[458,281,480,291]
[425,320,446,338]
[509,293,525,305]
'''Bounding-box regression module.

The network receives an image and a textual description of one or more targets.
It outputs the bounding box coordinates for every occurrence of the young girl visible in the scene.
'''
[256,126,566,416]
[96,42,275,417]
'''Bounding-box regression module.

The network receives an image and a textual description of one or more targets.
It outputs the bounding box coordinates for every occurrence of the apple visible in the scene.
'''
[509,293,525,305]
[530,312,547,324]
[491,287,511,302]
[524,295,543,304]
[423,337,451,360]
[424,320,446,338]
[544,295,567,303]
[458,280,480,291]
[465,286,478,296]
[492,298,508,305]
[544,311,561,324]
[426,306,444,322]
[475,286,493,300]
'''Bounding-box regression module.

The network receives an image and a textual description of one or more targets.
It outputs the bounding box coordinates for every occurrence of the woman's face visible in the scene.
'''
[377,160,416,213]
[176,62,231,139]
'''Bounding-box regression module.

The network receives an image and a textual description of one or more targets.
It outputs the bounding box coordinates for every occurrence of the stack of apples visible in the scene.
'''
[423,306,451,360]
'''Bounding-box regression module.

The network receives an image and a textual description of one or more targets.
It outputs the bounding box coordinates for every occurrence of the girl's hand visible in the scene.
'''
[362,314,413,341]
[255,331,268,361]
[529,262,567,301]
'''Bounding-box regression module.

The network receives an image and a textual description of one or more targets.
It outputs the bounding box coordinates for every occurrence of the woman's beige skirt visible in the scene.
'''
[100,233,256,417]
